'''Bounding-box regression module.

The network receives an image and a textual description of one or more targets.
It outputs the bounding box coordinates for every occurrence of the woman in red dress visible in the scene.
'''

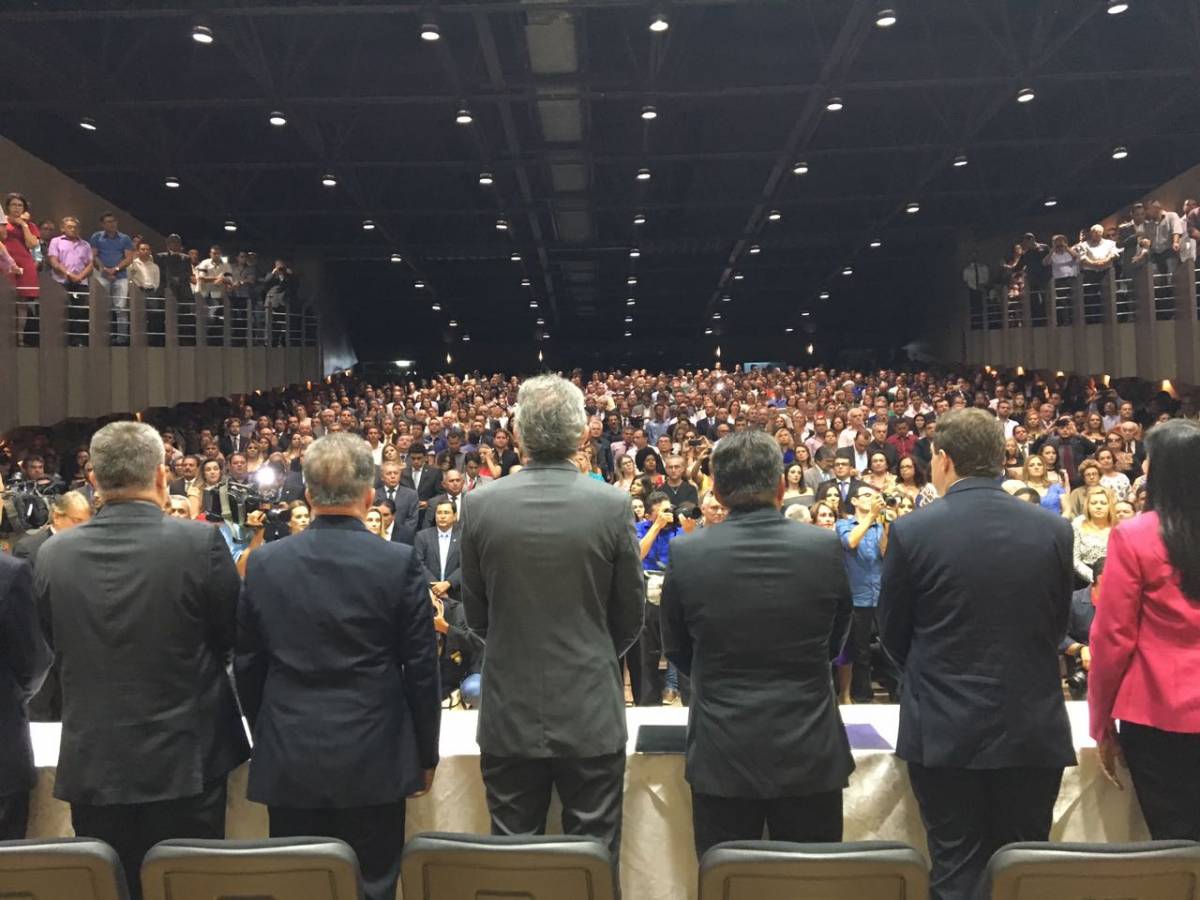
[4,193,41,345]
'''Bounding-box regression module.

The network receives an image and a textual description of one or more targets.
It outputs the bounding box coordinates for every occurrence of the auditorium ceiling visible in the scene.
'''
[1,0,1195,359]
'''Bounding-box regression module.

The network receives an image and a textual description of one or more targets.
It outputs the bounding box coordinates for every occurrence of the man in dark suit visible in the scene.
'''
[35,422,249,900]
[236,433,441,900]
[375,461,419,544]
[835,429,872,474]
[461,375,644,873]
[167,454,201,496]
[820,457,864,517]
[401,444,443,530]
[0,555,52,839]
[414,498,462,600]
[878,409,1076,900]
[866,419,899,472]
[218,418,246,457]
[662,430,854,856]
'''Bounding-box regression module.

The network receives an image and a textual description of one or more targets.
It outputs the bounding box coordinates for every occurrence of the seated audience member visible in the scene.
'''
[1113,498,1135,521]
[782,462,816,509]
[1063,460,1103,519]
[1062,557,1103,700]
[1072,486,1115,585]
[364,506,384,537]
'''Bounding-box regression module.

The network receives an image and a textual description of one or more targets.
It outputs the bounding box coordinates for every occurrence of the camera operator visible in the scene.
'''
[2,456,65,534]
[836,484,896,704]
[1061,556,1102,700]
[633,491,698,705]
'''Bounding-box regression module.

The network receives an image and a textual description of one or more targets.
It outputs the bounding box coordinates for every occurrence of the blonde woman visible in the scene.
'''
[1072,485,1116,584]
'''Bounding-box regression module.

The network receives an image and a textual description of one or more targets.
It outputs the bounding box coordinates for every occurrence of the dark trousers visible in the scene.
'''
[850,606,882,702]
[270,802,406,900]
[71,778,227,900]
[907,763,1063,900]
[480,751,625,878]
[691,790,842,859]
[1119,721,1200,841]
[0,790,30,840]
[635,602,665,706]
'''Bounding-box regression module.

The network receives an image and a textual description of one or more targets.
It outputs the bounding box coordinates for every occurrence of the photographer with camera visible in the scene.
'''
[2,456,65,535]
[836,483,896,704]
[634,491,698,705]
[1061,556,1102,700]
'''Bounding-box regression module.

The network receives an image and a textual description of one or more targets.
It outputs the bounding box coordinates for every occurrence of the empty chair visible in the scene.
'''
[699,841,929,900]
[0,837,129,900]
[987,841,1200,900]
[140,837,361,900]
[400,833,616,900]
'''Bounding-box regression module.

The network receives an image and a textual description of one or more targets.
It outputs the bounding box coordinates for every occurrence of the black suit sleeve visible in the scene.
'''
[401,492,419,540]
[877,523,915,669]
[460,494,488,638]
[396,547,441,770]
[608,503,646,658]
[1051,518,1074,638]
[413,533,438,585]
[1,560,52,703]
[234,568,266,728]
[661,554,691,675]
[203,526,242,656]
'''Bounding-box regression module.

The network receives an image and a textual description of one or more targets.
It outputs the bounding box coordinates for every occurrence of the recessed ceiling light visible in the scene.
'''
[449,319,458,327]
[819,291,830,300]
[1111,145,1129,160]
[649,12,669,32]
[478,171,494,186]
[1106,0,1129,13]
[431,301,441,311]
[79,116,97,131]
[414,280,426,289]
[268,110,287,127]
[629,247,641,258]
[905,201,920,214]
[624,315,633,323]
[627,275,638,285]
[842,266,853,276]
[362,219,376,231]
[420,22,441,41]
[712,312,721,320]
[530,299,539,308]
[536,317,545,325]
[321,172,337,187]
[496,217,509,231]
[801,311,811,317]
[721,295,732,303]
[462,333,471,341]
[733,272,744,281]
[825,95,844,111]
[191,23,214,44]
[806,343,814,354]
[749,244,761,254]
[786,327,795,333]
[705,327,713,335]
[626,298,636,306]
[1043,196,1058,207]
[164,175,181,189]
[510,252,522,262]
[1016,87,1035,103]
[543,332,550,339]
[641,105,658,121]
[624,331,632,337]
[633,212,646,225]
[636,168,652,181]
[768,209,782,221]
[792,161,809,175]
[952,153,968,168]
[455,106,473,125]
[223,219,237,232]
[521,277,531,287]
[875,7,898,27]
[390,253,404,263]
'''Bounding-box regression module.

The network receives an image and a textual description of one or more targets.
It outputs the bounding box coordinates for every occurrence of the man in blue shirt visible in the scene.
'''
[835,483,894,703]
[634,491,694,705]
[89,211,134,345]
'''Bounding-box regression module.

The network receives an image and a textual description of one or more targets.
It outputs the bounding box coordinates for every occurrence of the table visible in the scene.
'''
[25,702,1147,900]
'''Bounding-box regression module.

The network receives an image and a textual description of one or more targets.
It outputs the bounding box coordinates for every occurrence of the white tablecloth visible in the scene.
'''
[26,702,1146,900]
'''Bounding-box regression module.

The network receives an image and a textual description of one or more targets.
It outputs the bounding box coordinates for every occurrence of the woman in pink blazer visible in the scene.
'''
[1089,418,1200,841]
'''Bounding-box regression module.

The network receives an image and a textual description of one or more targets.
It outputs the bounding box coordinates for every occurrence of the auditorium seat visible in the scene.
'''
[400,832,616,900]
[140,837,362,900]
[698,840,929,900]
[987,840,1200,900]
[0,837,129,900]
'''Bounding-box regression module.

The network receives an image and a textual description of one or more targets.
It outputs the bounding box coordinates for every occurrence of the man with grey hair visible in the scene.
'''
[35,421,249,900]
[236,433,440,900]
[461,374,644,877]
[661,429,854,856]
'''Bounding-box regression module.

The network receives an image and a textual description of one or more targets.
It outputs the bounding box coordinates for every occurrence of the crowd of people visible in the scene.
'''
[2,193,298,347]
[1,362,1199,900]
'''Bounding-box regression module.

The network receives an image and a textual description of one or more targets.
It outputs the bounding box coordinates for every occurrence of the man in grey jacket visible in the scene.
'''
[461,374,644,873]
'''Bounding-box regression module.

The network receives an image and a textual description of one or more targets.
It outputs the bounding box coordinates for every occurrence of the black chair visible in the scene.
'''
[987,840,1200,900]
[0,837,129,900]
[140,837,362,900]
[401,832,616,900]
[699,840,929,900]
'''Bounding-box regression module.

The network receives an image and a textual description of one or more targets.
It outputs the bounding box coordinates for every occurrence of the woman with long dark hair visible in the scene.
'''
[1089,418,1200,840]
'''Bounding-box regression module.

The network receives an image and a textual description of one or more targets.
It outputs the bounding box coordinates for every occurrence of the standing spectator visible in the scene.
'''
[1089,419,1200,841]
[3,193,41,346]
[89,211,135,345]
[1146,199,1185,275]
[230,251,256,345]
[460,375,644,876]
[0,555,52,839]
[155,234,192,313]
[263,258,293,346]
[374,461,419,545]
[661,454,699,508]
[236,434,440,900]
[661,430,853,856]
[401,444,443,530]
[46,216,94,345]
[129,241,162,346]
[35,422,249,899]
[195,245,231,342]
[878,409,1075,900]
[836,483,893,704]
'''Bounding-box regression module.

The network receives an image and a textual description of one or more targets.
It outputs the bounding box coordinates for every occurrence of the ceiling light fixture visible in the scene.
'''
[536,317,545,325]
[952,153,968,168]
[191,23,214,44]
[875,7,898,27]
[768,209,782,221]
[1111,145,1129,160]
[1016,87,1035,103]
[825,95,844,111]
[79,116,97,131]
[842,266,853,276]
[733,272,744,281]
[905,201,920,214]
[431,301,441,311]
[626,298,636,306]
[636,168,652,181]
[478,171,494,186]
[164,175,181,189]
[629,247,641,258]
[624,331,632,337]
[321,172,337,187]
[819,291,830,300]
[1106,0,1129,13]
[627,275,638,285]
[806,343,814,354]
[712,312,721,320]
[633,212,646,225]
[530,299,539,308]
[521,277,531,287]
[705,328,713,335]
[361,219,376,231]
[624,315,633,323]
[420,22,441,41]
[649,12,669,32]
[449,319,458,327]
[721,295,732,302]
[749,244,761,254]
[801,311,811,317]
[1043,196,1058,207]
[268,110,287,127]
[455,106,473,125]
[414,280,426,289]
[495,217,509,231]
[786,327,795,333]
[869,238,882,248]
[641,105,658,121]
[792,160,809,175]
[223,219,237,232]
[510,252,522,262]
[390,253,404,263]
[462,333,471,341]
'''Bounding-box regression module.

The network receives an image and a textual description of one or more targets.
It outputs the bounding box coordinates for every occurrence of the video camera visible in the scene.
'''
[5,470,65,499]
[226,467,287,526]
[671,501,703,528]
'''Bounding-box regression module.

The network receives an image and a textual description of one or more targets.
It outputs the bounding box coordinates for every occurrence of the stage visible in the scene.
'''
[26,702,1146,900]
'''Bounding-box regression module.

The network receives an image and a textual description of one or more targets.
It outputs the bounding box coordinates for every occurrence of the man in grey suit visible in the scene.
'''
[662,430,854,856]
[35,422,249,900]
[461,374,644,874]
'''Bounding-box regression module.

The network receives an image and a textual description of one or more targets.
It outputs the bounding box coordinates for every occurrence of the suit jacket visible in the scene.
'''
[661,507,854,798]
[461,461,644,758]
[13,527,62,722]
[877,478,1076,769]
[0,555,52,796]
[438,597,485,700]
[375,484,419,545]
[236,515,441,807]
[866,440,899,472]
[401,466,443,529]
[1088,511,1200,740]
[414,525,462,596]
[218,433,246,457]
[35,501,250,804]
[168,477,199,497]
[819,476,864,517]
[280,471,306,502]
[12,525,54,567]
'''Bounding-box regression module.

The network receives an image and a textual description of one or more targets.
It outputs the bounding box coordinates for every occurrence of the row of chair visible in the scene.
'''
[2,833,1199,900]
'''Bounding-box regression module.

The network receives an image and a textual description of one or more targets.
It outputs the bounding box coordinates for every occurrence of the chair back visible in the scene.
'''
[0,837,129,900]
[988,840,1200,900]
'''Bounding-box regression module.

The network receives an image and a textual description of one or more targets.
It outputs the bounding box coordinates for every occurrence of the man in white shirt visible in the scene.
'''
[195,245,231,338]
[1078,225,1118,273]
[838,407,866,449]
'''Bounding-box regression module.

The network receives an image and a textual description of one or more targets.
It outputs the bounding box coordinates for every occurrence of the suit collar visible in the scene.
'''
[945,476,1003,496]
[309,515,368,532]
[517,460,576,473]
[725,505,783,523]
[95,499,167,520]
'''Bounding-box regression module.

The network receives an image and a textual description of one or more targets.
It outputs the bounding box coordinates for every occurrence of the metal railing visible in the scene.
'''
[1114,276,1135,323]
[66,288,90,346]
[1153,270,1175,321]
